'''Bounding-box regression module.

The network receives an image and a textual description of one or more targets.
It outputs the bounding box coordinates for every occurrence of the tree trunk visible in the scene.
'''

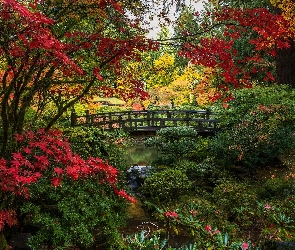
[276,39,295,87]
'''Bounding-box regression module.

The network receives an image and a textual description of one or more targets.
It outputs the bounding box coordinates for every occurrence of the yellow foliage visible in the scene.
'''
[0,57,7,70]
[194,68,218,107]
[169,79,191,105]
[180,65,202,82]
[154,53,175,72]
[146,54,179,88]
[146,65,203,106]
[270,0,295,33]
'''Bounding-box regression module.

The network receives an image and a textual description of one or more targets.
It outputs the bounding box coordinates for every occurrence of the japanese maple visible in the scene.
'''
[0,0,159,154]
[177,0,295,100]
[0,129,135,231]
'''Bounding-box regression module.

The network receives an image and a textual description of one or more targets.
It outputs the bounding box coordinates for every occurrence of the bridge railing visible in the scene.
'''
[71,110,220,132]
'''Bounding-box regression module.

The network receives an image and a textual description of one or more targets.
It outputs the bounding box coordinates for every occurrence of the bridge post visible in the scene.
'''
[151,111,155,127]
[186,111,190,127]
[85,110,91,124]
[146,111,151,127]
[71,111,77,126]
[119,115,124,129]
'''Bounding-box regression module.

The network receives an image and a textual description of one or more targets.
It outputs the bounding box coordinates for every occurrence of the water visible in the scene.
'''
[127,165,152,193]
[123,140,195,247]
[125,141,158,166]
[121,199,195,248]
[125,140,156,193]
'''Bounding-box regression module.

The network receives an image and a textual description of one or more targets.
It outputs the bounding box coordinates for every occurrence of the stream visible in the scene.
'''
[122,140,195,248]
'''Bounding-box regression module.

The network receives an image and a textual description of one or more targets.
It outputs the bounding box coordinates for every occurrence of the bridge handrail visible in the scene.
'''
[71,109,219,132]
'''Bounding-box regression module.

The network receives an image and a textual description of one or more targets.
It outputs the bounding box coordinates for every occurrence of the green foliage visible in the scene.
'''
[124,230,248,250]
[148,126,198,141]
[212,179,258,227]
[0,128,132,249]
[145,127,203,163]
[0,232,9,250]
[174,158,227,185]
[62,127,129,172]
[124,231,168,250]
[210,85,295,168]
[213,85,295,127]
[256,198,295,245]
[258,177,295,200]
[143,199,251,250]
[21,177,128,249]
[140,169,191,202]
[62,127,105,159]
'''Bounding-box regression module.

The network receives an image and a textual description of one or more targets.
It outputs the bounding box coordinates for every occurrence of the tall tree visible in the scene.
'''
[0,0,159,154]
[173,0,295,100]
[270,0,295,86]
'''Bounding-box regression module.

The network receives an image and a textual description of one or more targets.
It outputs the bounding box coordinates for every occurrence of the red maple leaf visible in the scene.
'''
[51,177,62,188]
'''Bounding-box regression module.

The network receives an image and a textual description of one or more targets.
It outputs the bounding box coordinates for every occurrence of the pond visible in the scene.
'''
[124,140,159,166]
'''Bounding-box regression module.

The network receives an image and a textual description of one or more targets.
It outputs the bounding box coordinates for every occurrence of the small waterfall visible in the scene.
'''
[127,164,152,194]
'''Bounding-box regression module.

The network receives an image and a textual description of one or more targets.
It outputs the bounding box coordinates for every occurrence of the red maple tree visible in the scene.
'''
[0,0,159,154]
[0,129,135,231]
[178,2,295,100]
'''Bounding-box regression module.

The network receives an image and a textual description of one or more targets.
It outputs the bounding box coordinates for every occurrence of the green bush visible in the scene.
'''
[21,177,128,249]
[62,127,130,172]
[145,127,206,163]
[256,197,295,245]
[174,158,227,185]
[212,85,295,128]
[143,198,250,250]
[258,177,295,199]
[0,129,132,249]
[140,169,191,202]
[210,85,295,168]
[212,179,258,227]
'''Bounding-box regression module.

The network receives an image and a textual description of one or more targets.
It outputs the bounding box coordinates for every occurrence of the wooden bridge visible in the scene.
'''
[70,110,220,134]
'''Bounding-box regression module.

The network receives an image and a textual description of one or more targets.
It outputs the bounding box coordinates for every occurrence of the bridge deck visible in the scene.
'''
[71,110,220,133]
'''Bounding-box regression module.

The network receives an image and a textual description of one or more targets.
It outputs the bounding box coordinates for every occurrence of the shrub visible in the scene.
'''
[140,169,191,202]
[258,177,295,200]
[145,127,206,163]
[212,85,295,128]
[143,199,251,250]
[256,198,295,246]
[210,85,295,168]
[62,127,106,159]
[62,127,130,173]
[174,158,227,186]
[21,177,128,249]
[212,179,258,227]
[0,129,134,249]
